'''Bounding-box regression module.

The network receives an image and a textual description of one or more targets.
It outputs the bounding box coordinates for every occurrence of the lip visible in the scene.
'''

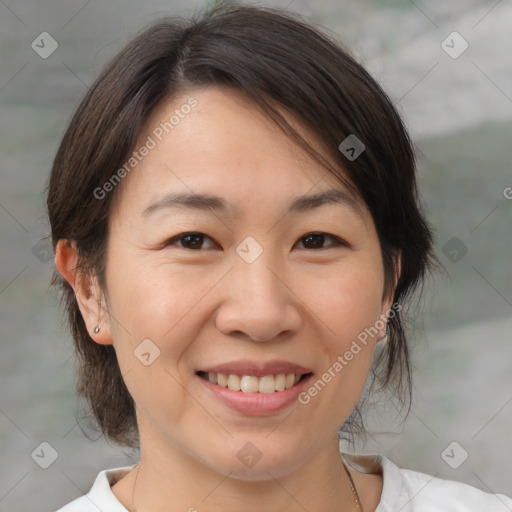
[197,359,313,377]
[196,372,314,416]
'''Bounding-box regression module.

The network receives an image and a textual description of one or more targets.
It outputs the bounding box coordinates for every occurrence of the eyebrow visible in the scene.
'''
[142,189,364,219]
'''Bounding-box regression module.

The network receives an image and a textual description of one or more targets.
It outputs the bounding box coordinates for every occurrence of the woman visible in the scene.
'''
[48,3,512,511]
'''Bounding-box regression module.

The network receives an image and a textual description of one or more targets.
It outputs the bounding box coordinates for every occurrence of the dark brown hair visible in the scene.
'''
[47,2,437,448]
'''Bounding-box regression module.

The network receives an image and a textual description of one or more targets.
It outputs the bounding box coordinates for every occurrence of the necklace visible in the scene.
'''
[129,463,139,512]
[343,460,364,511]
[128,460,363,511]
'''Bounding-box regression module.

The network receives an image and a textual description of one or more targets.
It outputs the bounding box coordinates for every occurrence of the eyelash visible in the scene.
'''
[162,232,347,251]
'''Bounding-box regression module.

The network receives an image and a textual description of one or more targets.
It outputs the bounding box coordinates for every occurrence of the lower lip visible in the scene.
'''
[197,374,313,416]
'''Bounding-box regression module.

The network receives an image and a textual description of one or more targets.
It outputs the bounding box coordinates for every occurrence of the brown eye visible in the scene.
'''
[297,232,345,250]
[164,232,217,250]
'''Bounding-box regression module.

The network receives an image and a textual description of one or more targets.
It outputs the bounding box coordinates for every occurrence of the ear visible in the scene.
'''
[378,250,402,340]
[55,239,113,345]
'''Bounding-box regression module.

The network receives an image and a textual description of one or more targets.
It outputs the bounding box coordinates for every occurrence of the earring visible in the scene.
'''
[93,326,101,333]
[378,323,390,342]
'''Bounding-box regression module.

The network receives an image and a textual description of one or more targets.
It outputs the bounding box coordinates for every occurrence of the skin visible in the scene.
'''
[56,84,398,512]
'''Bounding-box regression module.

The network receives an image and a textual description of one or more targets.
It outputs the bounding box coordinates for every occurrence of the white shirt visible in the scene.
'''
[55,452,512,511]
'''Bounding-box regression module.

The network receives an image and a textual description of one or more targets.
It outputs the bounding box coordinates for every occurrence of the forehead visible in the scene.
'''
[111,85,365,220]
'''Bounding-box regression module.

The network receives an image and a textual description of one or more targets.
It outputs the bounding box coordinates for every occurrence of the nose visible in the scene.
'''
[214,246,302,342]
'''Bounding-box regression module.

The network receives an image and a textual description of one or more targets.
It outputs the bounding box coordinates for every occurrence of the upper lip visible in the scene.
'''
[197,360,313,377]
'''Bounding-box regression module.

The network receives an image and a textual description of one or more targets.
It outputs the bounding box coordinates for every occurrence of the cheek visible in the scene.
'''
[296,260,384,411]
[104,261,198,423]
[106,250,209,331]
[302,259,386,346]
[298,272,382,423]
[105,253,220,382]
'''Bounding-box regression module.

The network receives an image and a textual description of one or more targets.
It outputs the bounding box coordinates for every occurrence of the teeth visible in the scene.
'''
[240,375,259,393]
[217,373,228,387]
[258,375,276,394]
[275,373,286,391]
[227,374,241,391]
[203,372,305,393]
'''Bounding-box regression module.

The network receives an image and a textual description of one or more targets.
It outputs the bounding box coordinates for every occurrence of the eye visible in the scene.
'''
[295,232,346,250]
[162,231,346,251]
[163,232,218,250]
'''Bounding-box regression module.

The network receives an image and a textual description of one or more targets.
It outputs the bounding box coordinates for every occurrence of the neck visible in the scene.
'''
[124,429,360,512]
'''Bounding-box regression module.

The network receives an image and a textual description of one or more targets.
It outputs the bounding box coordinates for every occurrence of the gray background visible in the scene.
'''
[0,0,511,510]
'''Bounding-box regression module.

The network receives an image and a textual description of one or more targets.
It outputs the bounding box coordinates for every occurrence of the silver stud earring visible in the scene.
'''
[93,326,101,333]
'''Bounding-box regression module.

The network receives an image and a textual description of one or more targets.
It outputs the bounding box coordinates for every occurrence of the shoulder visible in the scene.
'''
[342,452,512,512]
[54,465,135,512]
[55,495,102,512]
[391,464,512,511]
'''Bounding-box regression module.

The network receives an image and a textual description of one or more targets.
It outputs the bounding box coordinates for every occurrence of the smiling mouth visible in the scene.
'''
[196,371,313,394]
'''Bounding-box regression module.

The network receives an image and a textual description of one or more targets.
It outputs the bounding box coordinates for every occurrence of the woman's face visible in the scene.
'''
[98,85,394,479]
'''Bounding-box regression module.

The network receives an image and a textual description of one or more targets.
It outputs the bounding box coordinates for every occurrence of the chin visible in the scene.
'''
[217,460,299,482]
[203,442,306,481]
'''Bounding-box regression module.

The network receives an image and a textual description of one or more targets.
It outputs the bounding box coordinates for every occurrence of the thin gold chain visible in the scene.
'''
[343,460,364,511]
[129,463,140,512]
